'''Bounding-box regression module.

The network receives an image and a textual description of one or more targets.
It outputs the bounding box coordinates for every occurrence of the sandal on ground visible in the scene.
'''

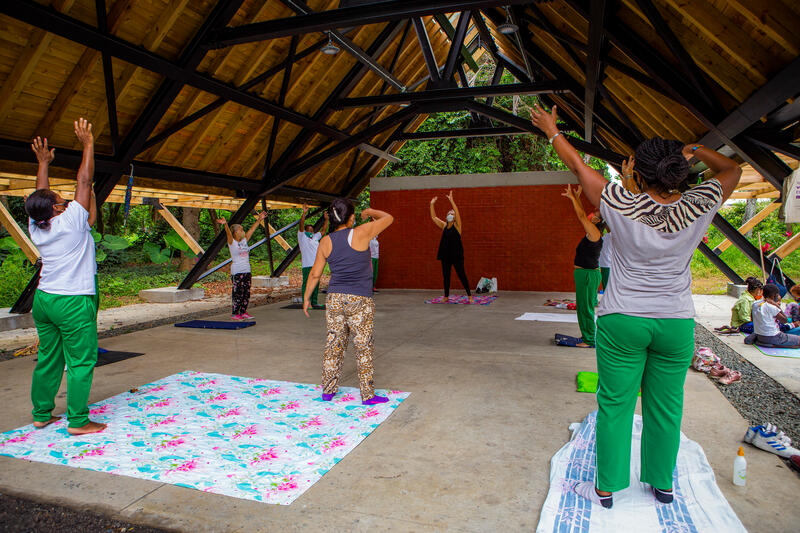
[718,370,742,385]
[708,364,729,379]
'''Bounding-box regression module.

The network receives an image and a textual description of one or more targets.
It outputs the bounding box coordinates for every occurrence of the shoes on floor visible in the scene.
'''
[652,487,674,504]
[231,314,243,321]
[746,423,800,458]
[573,481,613,509]
[240,312,254,320]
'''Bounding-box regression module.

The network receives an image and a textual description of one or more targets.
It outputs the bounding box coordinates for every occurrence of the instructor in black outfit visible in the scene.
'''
[430,191,473,303]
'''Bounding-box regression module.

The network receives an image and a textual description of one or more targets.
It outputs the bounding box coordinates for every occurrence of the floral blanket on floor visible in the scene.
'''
[0,371,409,505]
[425,295,496,305]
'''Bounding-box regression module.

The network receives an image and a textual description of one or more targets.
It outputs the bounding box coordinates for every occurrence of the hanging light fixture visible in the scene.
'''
[497,7,518,34]
[321,32,340,55]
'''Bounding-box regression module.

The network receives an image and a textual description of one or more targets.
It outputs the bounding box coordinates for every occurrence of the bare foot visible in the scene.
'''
[33,416,61,429]
[468,296,474,304]
[67,421,107,435]
[576,342,594,348]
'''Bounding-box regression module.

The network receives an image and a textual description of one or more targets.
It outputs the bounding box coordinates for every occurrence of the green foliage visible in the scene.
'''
[90,230,132,263]
[143,241,171,264]
[0,260,34,307]
[164,229,195,256]
[0,236,27,267]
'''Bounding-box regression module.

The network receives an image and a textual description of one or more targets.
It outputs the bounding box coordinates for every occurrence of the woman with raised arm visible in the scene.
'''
[26,119,105,436]
[217,211,267,320]
[562,184,604,348]
[303,199,394,405]
[430,191,473,303]
[531,105,742,509]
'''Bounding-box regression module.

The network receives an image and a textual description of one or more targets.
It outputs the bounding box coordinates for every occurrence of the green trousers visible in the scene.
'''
[574,268,601,345]
[301,266,319,306]
[31,290,98,428]
[371,258,379,289]
[595,313,695,492]
[600,267,610,292]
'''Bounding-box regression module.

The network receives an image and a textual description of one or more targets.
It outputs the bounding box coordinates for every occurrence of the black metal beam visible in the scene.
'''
[412,18,441,85]
[95,0,119,155]
[266,36,298,169]
[744,133,800,161]
[584,0,607,141]
[394,126,522,141]
[205,0,533,48]
[697,243,744,285]
[712,213,795,287]
[270,208,328,279]
[432,14,480,72]
[443,11,472,82]
[335,82,567,109]
[484,63,505,109]
[462,100,626,164]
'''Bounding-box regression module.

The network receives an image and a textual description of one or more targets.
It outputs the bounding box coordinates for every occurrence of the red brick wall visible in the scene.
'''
[371,185,594,292]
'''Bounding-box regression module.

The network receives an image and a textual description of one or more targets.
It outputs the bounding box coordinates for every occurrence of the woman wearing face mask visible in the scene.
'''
[430,191,473,304]
[26,119,105,436]
[303,199,394,404]
[217,211,267,320]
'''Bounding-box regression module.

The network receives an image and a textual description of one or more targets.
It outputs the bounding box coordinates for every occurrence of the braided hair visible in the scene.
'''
[328,197,354,231]
[745,276,763,293]
[25,189,58,230]
[634,138,690,194]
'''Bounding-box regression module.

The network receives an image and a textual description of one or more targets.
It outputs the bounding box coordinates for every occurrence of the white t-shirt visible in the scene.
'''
[369,237,379,259]
[752,299,781,337]
[228,238,250,275]
[598,232,613,268]
[29,201,96,295]
[298,231,322,268]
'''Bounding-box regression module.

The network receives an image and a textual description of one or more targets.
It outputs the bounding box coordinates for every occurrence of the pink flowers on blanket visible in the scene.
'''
[250,448,279,465]
[232,425,258,439]
[0,432,32,447]
[89,404,110,415]
[167,459,198,474]
[262,387,281,396]
[217,408,241,418]
[279,401,300,412]
[300,416,323,429]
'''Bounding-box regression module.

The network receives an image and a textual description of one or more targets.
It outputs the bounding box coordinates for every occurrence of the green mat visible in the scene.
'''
[576,371,640,395]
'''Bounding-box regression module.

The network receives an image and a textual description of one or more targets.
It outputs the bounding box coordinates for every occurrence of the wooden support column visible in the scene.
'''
[772,232,800,260]
[0,199,39,263]
[714,201,781,253]
[156,203,204,255]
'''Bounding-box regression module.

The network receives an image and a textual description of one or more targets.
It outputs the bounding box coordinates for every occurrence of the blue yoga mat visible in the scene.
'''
[174,320,255,330]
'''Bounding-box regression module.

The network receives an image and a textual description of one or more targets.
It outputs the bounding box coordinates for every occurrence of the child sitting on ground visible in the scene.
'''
[727,277,763,334]
[745,283,800,348]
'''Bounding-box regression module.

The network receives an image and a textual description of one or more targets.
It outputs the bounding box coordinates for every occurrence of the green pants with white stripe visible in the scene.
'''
[595,313,695,492]
[31,290,98,428]
[301,266,319,307]
[574,268,601,346]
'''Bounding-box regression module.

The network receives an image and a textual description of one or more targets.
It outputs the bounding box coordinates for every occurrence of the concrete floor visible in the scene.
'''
[694,294,800,395]
[0,291,798,532]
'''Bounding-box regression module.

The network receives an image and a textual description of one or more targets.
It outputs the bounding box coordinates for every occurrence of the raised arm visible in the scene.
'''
[299,203,308,229]
[321,210,329,235]
[682,144,742,202]
[446,190,462,232]
[73,118,94,211]
[429,197,445,229]
[245,211,267,241]
[531,105,607,207]
[217,218,234,245]
[88,190,97,227]
[563,185,602,241]
[303,236,331,317]
[31,136,55,190]
[353,208,394,247]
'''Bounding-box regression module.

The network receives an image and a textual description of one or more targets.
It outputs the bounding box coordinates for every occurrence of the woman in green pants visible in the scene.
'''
[562,184,603,348]
[26,118,105,436]
[532,105,741,508]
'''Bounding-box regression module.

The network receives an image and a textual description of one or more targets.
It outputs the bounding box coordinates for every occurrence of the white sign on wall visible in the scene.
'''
[785,168,800,223]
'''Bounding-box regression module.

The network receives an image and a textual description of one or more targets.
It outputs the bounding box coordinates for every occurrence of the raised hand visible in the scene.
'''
[216,218,226,225]
[446,190,454,203]
[530,104,559,138]
[430,196,437,204]
[682,144,701,161]
[302,203,308,214]
[561,184,573,198]
[73,118,93,146]
[31,137,55,164]
[323,211,329,220]
[621,156,635,178]
[257,211,267,221]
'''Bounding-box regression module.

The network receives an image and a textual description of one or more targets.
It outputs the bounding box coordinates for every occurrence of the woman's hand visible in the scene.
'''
[74,118,93,146]
[682,144,701,161]
[430,196,437,205]
[257,211,267,221]
[302,203,308,214]
[621,156,634,178]
[303,297,310,318]
[31,137,54,164]
[216,218,226,225]
[446,190,454,204]
[530,104,559,138]
[561,184,581,199]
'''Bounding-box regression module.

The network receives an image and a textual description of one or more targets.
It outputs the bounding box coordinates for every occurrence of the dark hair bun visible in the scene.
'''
[655,153,689,189]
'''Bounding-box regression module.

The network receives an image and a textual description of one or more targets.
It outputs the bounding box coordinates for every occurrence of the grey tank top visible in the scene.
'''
[326,229,374,298]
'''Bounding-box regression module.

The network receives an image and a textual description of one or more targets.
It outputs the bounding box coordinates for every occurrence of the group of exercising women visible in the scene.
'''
[26,106,743,508]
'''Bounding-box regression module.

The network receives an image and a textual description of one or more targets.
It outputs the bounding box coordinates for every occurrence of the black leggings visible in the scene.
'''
[441,258,471,297]
[232,273,252,315]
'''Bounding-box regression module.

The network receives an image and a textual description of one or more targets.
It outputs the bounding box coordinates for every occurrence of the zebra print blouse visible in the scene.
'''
[600,179,723,234]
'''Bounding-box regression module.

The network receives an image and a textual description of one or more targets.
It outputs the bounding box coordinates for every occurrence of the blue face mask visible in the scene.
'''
[304,232,313,238]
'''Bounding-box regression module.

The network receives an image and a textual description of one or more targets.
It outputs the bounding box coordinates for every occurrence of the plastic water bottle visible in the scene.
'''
[733,447,747,486]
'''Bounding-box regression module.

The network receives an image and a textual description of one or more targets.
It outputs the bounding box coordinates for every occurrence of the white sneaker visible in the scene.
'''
[749,424,800,458]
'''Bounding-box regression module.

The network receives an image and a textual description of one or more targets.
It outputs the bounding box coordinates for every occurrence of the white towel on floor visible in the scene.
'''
[537,411,746,533]
[515,312,579,323]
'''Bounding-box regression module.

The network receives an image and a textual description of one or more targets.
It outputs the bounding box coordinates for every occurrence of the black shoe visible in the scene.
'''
[653,487,674,503]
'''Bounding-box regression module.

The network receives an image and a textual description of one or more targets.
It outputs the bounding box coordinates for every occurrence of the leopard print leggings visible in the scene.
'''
[322,292,375,400]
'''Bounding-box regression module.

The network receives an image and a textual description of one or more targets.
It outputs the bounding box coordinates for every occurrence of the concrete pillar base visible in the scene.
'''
[252,276,290,288]
[139,287,204,303]
[0,308,34,331]
[727,283,747,298]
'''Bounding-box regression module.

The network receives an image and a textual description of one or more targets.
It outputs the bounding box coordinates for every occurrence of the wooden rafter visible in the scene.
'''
[714,201,781,253]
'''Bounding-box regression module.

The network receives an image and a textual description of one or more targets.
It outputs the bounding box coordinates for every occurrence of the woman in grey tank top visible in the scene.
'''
[532,104,742,509]
[303,198,395,405]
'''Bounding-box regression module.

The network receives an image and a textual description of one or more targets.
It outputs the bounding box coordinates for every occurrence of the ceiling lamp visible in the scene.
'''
[321,33,340,55]
[497,7,518,34]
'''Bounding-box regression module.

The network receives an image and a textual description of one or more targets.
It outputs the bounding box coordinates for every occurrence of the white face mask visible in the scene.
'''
[446,213,455,222]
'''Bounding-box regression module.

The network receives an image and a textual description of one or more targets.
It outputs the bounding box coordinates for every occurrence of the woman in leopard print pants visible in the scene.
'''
[303,198,394,405]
